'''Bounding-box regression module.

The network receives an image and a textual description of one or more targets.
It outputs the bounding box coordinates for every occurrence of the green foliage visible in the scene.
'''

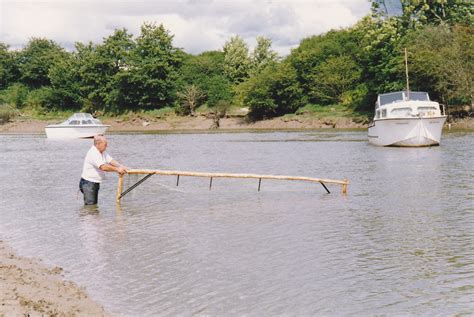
[0,6,471,121]
[223,35,251,84]
[243,62,304,120]
[0,83,29,108]
[0,43,20,89]
[0,104,14,123]
[289,29,364,105]
[250,36,279,75]
[405,24,473,105]
[48,51,83,110]
[308,55,362,104]
[24,87,57,110]
[353,15,407,105]
[399,0,473,28]
[179,51,232,107]
[17,38,67,88]
[127,23,182,110]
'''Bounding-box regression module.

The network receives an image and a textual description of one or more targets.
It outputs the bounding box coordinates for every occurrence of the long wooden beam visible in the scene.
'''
[116,169,348,203]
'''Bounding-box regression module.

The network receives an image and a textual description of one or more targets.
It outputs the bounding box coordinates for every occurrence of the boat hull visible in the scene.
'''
[368,116,446,147]
[45,125,109,139]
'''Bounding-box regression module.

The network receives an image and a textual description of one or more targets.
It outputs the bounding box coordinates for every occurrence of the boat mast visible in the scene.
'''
[405,47,410,100]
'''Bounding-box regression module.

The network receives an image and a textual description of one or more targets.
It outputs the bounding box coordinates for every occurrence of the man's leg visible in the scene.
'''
[82,180,100,205]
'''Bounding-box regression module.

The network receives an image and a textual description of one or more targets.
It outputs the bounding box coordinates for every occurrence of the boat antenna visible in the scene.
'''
[405,47,410,101]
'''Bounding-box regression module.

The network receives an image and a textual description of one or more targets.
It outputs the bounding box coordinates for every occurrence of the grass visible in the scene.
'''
[293,104,371,121]
[0,104,13,123]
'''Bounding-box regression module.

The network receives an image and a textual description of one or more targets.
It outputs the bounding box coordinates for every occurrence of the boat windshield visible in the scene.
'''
[61,113,99,125]
[407,92,430,101]
[379,92,404,106]
[379,91,430,106]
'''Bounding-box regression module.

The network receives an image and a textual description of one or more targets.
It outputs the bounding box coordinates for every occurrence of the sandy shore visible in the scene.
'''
[0,240,110,316]
[0,115,472,134]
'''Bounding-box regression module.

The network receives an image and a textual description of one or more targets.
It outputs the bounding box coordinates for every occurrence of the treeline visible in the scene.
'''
[0,0,472,120]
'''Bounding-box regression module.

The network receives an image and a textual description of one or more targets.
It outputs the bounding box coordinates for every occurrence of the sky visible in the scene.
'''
[0,0,371,55]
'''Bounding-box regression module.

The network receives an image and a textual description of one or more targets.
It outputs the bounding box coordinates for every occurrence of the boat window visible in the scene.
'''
[418,106,437,116]
[379,92,404,106]
[376,110,380,119]
[82,120,93,124]
[418,106,437,111]
[381,109,387,117]
[69,120,79,125]
[391,107,412,116]
[408,92,429,101]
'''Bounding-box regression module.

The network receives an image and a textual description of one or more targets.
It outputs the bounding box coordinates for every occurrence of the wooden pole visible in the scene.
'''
[342,178,348,194]
[116,169,349,202]
[127,169,348,185]
[116,174,124,203]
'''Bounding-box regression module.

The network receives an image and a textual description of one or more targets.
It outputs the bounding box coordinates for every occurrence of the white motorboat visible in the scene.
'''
[45,113,110,139]
[368,91,447,147]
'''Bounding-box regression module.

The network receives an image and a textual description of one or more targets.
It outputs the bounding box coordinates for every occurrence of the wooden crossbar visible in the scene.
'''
[116,169,348,203]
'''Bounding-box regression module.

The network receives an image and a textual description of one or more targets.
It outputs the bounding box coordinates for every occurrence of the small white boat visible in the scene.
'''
[45,113,110,139]
[368,91,447,147]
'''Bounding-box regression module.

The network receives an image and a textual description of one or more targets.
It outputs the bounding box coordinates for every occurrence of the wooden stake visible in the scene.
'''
[116,174,124,203]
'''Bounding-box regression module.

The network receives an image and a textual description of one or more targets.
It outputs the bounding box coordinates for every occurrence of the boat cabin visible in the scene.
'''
[374,91,444,120]
[60,113,103,126]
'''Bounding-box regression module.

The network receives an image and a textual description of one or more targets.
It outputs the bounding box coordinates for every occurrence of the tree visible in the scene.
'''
[17,38,67,88]
[126,23,182,110]
[223,35,251,84]
[0,43,19,89]
[405,24,473,105]
[176,85,205,116]
[250,36,279,75]
[399,0,473,27]
[243,61,304,120]
[352,15,407,105]
[179,51,232,107]
[289,29,364,105]
[308,55,362,104]
[48,52,83,110]
[76,28,138,113]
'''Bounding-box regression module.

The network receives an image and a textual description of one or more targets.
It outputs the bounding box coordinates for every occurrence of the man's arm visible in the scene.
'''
[100,163,128,174]
[109,159,128,169]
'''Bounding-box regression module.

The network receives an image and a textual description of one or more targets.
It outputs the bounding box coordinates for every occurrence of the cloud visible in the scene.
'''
[0,0,370,55]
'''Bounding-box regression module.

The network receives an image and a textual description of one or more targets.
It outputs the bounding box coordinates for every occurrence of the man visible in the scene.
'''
[79,135,128,205]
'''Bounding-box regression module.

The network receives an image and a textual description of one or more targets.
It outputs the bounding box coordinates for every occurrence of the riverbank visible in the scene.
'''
[0,240,110,316]
[0,115,472,133]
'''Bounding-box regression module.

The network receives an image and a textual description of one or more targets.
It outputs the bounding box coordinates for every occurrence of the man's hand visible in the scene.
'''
[117,166,128,175]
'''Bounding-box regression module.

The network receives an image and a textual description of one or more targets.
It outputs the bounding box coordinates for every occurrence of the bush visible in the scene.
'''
[0,83,29,108]
[24,87,56,110]
[0,104,13,123]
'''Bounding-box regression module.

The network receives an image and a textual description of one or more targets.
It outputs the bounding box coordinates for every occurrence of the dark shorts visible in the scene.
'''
[79,178,100,205]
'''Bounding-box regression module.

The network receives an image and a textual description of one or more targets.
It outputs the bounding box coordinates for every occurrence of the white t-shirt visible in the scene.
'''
[81,146,114,183]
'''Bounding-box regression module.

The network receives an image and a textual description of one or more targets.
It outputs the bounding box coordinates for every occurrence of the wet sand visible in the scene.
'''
[0,240,110,316]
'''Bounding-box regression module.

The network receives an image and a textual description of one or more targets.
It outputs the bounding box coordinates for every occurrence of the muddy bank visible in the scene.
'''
[0,115,368,133]
[0,115,472,134]
[0,240,110,316]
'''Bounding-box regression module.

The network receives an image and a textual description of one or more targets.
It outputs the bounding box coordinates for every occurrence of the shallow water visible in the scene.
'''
[1,130,473,316]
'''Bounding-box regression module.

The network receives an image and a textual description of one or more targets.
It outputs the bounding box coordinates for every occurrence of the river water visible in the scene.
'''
[0,130,473,316]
